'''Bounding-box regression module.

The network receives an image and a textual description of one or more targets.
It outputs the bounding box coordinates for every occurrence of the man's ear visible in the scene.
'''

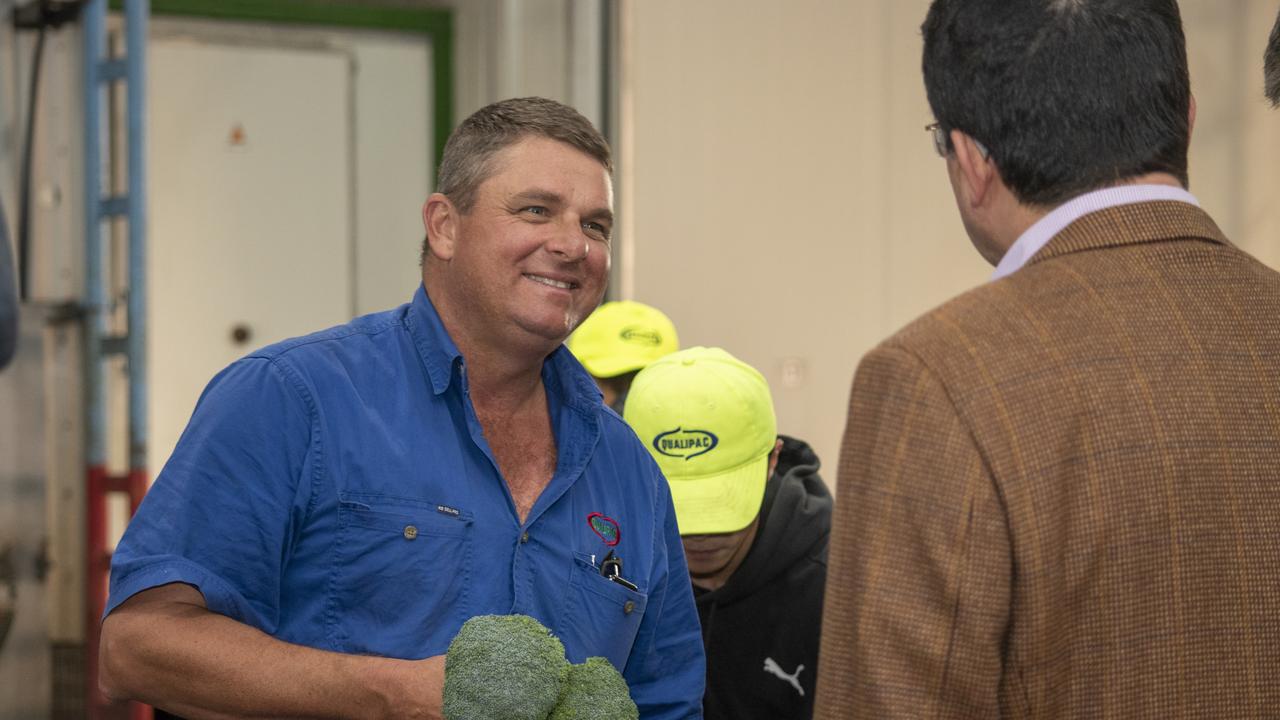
[422,193,458,261]
[767,438,783,478]
[950,129,995,208]
[1188,92,1197,140]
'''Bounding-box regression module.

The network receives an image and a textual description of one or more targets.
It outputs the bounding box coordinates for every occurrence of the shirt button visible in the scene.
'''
[623,600,635,615]
[403,525,418,540]
[520,531,530,544]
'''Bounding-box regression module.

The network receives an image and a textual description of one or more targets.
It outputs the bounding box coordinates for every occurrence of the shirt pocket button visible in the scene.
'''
[403,525,418,540]
[623,600,635,615]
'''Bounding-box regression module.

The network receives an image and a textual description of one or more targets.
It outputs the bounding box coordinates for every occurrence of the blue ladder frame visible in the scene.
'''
[82,1,150,718]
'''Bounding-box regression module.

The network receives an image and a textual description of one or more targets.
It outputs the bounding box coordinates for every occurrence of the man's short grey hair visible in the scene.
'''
[438,97,611,213]
[1266,8,1280,106]
[421,97,611,264]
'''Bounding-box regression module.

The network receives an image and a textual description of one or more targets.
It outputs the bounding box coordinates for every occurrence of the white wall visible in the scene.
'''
[619,0,1280,478]
[454,0,604,126]
[621,0,984,473]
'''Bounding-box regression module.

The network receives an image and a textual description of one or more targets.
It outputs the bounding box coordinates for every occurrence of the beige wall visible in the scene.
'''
[620,0,1280,477]
[1183,0,1280,269]
[454,0,604,125]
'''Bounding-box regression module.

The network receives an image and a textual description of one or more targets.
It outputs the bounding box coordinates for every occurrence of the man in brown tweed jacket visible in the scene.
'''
[814,1,1280,718]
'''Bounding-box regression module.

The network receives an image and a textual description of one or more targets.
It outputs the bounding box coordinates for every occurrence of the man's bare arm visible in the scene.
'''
[99,583,445,720]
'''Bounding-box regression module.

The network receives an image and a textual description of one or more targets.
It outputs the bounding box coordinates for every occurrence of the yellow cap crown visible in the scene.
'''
[624,347,777,535]
[567,301,679,378]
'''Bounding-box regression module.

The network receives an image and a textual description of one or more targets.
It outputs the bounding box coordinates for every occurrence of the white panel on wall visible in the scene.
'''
[147,39,352,477]
[350,33,433,315]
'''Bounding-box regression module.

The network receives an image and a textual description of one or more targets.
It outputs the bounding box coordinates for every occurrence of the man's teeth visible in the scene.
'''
[527,274,573,289]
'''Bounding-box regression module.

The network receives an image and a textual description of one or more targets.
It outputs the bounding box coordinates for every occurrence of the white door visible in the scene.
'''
[146,25,434,480]
[147,39,354,477]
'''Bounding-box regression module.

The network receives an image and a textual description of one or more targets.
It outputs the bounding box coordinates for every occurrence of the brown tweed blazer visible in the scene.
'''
[814,201,1280,719]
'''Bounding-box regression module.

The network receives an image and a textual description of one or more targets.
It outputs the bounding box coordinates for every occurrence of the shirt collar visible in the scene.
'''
[405,284,604,413]
[406,284,464,396]
[543,344,606,416]
[992,184,1200,281]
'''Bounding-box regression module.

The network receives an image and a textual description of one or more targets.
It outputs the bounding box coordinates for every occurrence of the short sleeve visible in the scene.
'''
[105,356,319,634]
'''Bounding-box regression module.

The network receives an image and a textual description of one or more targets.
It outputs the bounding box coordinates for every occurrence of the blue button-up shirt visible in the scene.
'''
[107,285,705,718]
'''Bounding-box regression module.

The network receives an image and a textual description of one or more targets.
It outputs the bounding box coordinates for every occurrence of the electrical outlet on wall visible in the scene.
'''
[779,356,808,390]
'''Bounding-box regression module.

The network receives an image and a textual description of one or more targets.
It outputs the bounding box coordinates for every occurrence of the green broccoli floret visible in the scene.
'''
[548,657,638,720]
[443,614,570,720]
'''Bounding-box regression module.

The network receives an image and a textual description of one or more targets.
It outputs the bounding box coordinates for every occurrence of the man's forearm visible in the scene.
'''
[100,583,443,720]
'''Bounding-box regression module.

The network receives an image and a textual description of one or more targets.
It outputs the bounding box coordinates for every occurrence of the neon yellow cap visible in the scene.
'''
[624,347,777,536]
[567,301,679,378]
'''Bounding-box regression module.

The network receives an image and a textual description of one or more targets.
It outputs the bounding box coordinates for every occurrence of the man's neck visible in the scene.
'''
[424,273,554,413]
[462,347,547,414]
[992,172,1187,263]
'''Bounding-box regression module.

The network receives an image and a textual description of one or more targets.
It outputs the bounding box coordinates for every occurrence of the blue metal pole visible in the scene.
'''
[82,0,106,468]
[125,0,148,471]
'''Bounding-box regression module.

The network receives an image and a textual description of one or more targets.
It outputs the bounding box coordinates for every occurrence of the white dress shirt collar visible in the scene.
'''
[991,184,1200,281]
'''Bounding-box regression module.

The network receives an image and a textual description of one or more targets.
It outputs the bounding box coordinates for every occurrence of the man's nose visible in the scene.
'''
[545,219,590,261]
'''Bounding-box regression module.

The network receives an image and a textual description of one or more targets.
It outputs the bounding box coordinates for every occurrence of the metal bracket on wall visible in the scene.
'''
[11,0,87,29]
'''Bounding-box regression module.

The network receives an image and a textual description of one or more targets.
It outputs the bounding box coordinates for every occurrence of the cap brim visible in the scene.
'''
[668,453,769,536]
[580,355,648,378]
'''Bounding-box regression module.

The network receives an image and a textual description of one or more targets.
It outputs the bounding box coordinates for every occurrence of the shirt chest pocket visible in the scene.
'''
[329,493,473,658]
[555,553,648,674]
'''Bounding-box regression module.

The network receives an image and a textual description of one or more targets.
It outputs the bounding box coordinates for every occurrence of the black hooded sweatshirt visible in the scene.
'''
[694,435,832,720]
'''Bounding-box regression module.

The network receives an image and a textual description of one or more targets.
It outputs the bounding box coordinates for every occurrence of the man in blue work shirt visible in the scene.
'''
[99,97,705,719]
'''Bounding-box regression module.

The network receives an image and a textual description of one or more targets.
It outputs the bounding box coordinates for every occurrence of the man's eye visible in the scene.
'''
[583,221,611,239]
[522,206,548,216]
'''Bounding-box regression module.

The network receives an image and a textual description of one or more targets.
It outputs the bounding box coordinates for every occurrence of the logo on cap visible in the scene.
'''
[653,428,719,460]
[620,326,663,346]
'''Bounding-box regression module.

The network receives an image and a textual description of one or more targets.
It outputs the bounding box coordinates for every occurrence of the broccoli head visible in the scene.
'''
[443,614,570,720]
[548,657,639,720]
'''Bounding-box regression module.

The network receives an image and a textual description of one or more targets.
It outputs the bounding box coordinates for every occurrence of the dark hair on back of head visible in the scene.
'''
[922,0,1191,206]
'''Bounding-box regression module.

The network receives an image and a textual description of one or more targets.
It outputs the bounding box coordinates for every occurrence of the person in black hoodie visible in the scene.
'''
[625,347,832,720]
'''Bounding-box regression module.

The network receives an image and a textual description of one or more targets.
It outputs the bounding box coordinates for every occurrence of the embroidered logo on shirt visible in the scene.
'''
[763,658,805,697]
[436,504,460,517]
[587,512,621,547]
[652,428,718,460]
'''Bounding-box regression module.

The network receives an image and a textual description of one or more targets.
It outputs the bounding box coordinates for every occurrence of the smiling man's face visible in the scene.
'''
[445,135,613,349]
